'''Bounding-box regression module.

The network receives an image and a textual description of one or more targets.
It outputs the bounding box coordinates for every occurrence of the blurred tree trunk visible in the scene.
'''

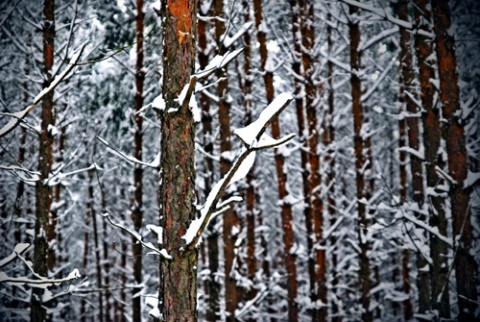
[131,0,145,320]
[395,0,430,318]
[414,0,451,318]
[212,0,238,319]
[32,0,55,320]
[348,5,372,322]
[198,1,220,320]
[288,2,316,315]
[159,0,198,321]
[254,1,298,321]
[431,0,478,319]
[299,1,327,320]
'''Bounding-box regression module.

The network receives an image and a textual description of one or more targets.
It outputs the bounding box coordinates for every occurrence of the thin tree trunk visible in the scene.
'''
[241,1,258,315]
[348,5,372,322]
[159,1,198,321]
[32,0,55,320]
[395,1,431,317]
[212,0,238,319]
[414,0,451,318]
[198,1,220,320]
[287,2,316,314]
[298,2,328,320]
[323,17,339,322]
[131,0,145,320]
[253,0,298,321]
[431,0,478,319]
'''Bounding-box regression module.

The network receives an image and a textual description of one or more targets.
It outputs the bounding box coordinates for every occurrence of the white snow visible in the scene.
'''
[231,150,255,184]
[223,21,254,48]
[234,92,293,146]
[193,48,244,79]
[152,95,166,111]
[159,249,172,260]
[464,171,480,188]
[147,224,163,244]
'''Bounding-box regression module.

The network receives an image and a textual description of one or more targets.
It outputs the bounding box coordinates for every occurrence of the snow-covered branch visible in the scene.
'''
[339,0,433,38]
[0,243,81,288]
[182,93,294,248]
[97,136,160,168]
[102,213,172,260]
[0,44,85,138]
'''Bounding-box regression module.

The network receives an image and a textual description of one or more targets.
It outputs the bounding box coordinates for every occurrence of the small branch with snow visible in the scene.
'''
[102,212,172,260]
[0,243,81,288]
[182,93,294,249]
[97,136,159,168]
[0,43,86,138]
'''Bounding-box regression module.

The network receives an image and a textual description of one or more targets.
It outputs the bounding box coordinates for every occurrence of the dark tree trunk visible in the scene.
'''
[198,1,220,320]
[348,5,372,322]
[32,0,55,320]
[287,2,316,315]
[132,0,145,320]
[414,0,451,318]
[159,1,198,321]
[431,0,478,319]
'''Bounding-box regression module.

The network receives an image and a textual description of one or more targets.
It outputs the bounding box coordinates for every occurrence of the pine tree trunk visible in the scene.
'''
[414,0,451,318]
[132,0,145,320]
[159,1,198,321]
[32,0,55,320]
[287,2,317,315]
[348,5,372,322]
[431,1,478,319]
[198,1,220,320]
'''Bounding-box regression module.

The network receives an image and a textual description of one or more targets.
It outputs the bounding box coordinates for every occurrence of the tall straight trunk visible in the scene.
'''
[241,1,259,314]
[394,0,430,318]
[81,213,89,322]
[299,2,327,320]
[198,1,220,320]
[253,1,298,321]
[348,5,372,322]
[287,1,316,313]
[431,0,478,319]
[87,159,104,322]
[131,0,145,320]
[323,17,339,322]
[159,1,198,321]
[212,0,238,319]
[32,0,55,320]
[414,0,450,318]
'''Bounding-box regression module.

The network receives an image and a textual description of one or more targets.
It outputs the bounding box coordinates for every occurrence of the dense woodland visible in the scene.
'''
[0,0,479,321]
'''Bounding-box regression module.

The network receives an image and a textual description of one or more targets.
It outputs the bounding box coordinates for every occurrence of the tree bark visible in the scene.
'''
[287,2,317,315]
[159,1,198,321]
[348,5,372,322]
[254,1,298,321]
[414,0,451,318]
[132,0,145,320]
[198,1,220,320]
[32,0,55,320]
[431,0,478,319]
[212,0,238,319]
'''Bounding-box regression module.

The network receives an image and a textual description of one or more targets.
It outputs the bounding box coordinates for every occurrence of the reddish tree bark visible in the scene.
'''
[431,0,478,319]
[159,1,198,321]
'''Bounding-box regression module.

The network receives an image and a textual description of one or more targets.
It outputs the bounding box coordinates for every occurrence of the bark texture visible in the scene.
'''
[348,5,372,322]
[431,0,478,319]
[32,0,55,320]
[159,1,199,321]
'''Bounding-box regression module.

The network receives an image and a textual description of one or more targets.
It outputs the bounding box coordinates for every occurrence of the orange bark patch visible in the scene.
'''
[168,0,192,44]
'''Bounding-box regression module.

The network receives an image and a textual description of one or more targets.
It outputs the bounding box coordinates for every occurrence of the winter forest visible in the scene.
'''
[0,0,479,321]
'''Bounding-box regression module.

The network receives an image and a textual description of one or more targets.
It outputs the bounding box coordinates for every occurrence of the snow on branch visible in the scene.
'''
[182,93,294,248]
[97,136,160,168]
[102,213,172,260]
[0,44,86,138]
[0,243,81,288]
[338,0,433,38]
